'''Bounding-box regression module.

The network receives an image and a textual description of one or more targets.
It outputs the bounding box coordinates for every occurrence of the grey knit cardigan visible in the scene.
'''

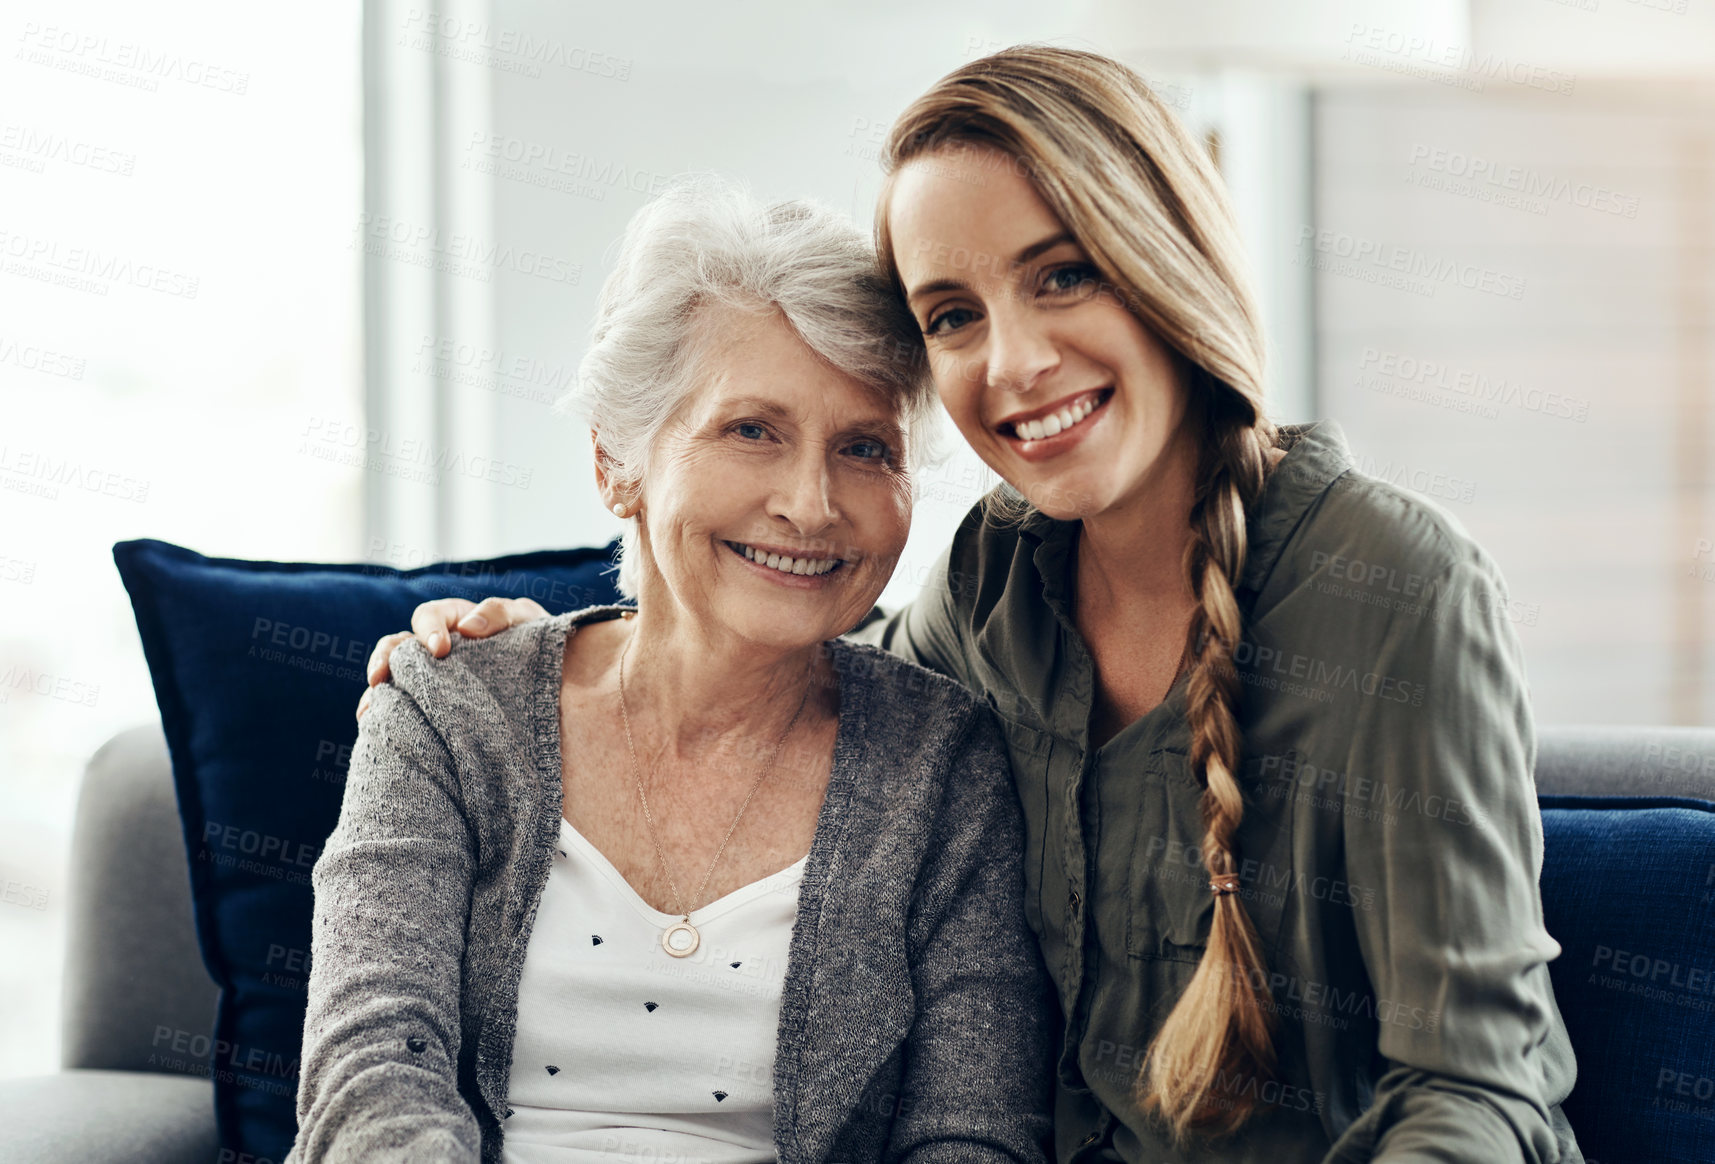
[282,605,1055,1164]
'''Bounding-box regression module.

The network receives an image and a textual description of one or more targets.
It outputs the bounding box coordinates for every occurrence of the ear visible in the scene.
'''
[592,429,634,518]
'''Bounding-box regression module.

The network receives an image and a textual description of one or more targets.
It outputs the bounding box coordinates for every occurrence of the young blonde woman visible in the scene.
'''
[362,47,1583,1164]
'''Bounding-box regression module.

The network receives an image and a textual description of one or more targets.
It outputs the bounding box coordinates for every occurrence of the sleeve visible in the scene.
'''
[888,704,1057,1163]
[844,535,975,688]
[1324,556,1576,1164]
[283,678,483,1164]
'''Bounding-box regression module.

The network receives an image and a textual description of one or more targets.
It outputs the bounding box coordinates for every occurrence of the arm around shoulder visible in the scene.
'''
[286,676,483,1164]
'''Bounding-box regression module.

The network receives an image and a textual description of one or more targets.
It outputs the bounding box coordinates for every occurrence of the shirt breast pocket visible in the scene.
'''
[1125,750,1288,965]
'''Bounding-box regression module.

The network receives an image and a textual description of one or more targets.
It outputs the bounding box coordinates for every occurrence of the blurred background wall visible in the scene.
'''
[2,0,1712,1077]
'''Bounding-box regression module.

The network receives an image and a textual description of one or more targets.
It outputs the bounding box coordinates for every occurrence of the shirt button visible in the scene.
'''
[1080,1131,1100,1148]
[1069,889,1081,911]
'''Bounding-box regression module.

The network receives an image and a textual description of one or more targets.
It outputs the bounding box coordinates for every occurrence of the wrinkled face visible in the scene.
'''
[886,143,1192,521]
[618,303,913,650]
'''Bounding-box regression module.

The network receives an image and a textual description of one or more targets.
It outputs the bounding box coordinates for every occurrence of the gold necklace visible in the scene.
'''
[613,611,814,959]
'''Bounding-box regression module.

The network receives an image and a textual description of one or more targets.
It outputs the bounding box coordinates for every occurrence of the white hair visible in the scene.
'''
[556,173,942,598]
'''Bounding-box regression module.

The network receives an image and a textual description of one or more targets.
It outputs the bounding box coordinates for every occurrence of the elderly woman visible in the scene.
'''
[282,177,1054,1164]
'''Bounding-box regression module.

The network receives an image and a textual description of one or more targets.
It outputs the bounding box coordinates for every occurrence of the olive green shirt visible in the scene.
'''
[850,420,1582,1164]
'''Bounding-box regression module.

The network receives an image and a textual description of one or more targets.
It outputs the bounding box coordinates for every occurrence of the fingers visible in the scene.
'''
[410,597,474,658]
[508,597,551,623]
[456,595,550,636]
[355,686,373,722]
[453,595,514,637]
[362,597,553,710]
[365,630,415,687]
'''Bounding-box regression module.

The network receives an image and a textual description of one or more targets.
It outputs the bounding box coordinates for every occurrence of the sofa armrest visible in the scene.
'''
[0,1069,218,1164]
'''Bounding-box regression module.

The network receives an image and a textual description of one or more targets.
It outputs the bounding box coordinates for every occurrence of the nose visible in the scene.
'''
[985,303,1060,394]
[769,443,839,538]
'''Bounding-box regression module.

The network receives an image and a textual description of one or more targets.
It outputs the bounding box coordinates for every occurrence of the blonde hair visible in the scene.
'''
[875,46,1280,1141]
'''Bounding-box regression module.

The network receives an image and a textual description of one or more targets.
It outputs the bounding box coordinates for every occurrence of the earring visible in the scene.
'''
[611,502,626,517]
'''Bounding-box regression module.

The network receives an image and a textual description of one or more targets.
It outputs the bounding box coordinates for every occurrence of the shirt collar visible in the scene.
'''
[1016,419,1354,609]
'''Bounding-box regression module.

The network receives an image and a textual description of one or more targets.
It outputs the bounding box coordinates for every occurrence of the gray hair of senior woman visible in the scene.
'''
[555,173,943,600]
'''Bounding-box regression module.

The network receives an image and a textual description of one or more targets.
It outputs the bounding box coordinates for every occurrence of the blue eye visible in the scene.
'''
[925,306,978,337]
[1045,263,1098,295]
[735,422,768,440]
[848,439,888,461]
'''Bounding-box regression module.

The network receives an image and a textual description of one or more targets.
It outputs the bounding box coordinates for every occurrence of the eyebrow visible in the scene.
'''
[716,395,904,432]
[718,396,794,421]
[905,231,1078,304]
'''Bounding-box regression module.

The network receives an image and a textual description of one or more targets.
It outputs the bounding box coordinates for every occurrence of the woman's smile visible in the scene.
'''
[721,538,850,587]
[994,386,1114,460]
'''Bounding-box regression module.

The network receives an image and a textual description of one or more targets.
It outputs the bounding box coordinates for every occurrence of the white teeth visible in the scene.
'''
[1013,394,1098,442]
[733,543,840,577]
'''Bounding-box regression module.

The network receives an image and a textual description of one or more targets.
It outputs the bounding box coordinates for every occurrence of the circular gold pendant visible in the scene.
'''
[661,919,700,958]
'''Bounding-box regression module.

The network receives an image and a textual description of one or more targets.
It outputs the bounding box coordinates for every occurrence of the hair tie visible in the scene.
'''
[1209,875,1241,896]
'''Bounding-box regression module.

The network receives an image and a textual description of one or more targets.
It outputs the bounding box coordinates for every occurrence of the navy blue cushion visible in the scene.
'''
[113,537,625,1164]
[1539,794,1715,1164]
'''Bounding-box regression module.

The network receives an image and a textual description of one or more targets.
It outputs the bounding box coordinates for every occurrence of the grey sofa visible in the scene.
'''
[3,725,219,1164]
[2,721,1712,1163]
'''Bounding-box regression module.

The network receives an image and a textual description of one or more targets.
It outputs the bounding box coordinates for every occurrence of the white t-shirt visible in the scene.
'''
[501,815,805,1164]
